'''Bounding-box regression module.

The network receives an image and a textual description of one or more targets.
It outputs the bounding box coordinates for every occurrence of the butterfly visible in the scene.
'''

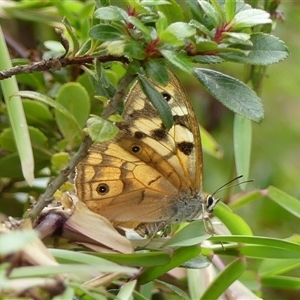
[75,70,219,236]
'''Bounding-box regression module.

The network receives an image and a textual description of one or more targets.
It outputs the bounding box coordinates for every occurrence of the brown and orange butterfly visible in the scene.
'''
[75,70,218,236]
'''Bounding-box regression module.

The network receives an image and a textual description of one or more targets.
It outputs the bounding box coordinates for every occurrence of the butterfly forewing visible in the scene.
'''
[75,71,204,233]
[122,71,203,189]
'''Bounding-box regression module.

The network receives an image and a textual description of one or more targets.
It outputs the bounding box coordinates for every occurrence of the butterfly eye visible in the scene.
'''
[131,145,141,154]
[206,195,219,213]
[96,183,109,195]
[161,92,172,102]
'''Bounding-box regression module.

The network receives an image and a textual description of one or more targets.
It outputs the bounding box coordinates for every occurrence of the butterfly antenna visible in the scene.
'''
[211,175,254,197]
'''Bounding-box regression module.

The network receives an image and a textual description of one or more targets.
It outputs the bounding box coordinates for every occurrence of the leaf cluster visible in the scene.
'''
[0,1,297,300]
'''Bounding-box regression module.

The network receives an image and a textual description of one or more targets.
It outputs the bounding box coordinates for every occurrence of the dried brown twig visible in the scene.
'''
[0,55,129,80]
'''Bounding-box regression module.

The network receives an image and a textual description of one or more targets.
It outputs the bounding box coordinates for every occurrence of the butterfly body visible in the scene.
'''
[76,71,216,236]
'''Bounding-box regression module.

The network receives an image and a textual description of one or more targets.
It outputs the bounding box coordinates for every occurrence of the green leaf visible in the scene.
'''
[266,186,300,219]
[0,127,48,155]
[141,0,170,5]
[156,0,184,23]
[160,50,194,74]
[234,114,252,186]
[145,60,169,86]
[138,74,173,130]
[0,26,34,185]
[186,0,205,24]
[156,11,168,34]
[23,100,53,130]
[139,245,202,284]
[2,112,50,155]
[182,255,211,269]
[193,68,264,122]
[198,0,221,27]
[17,91,84,139]
[195,38,219,52]
[94,6,127,21]
[10,264,136,278]
[55,82,90,144]
[51,152,70,173]
[240,246,300,259]
[127,60,142,75]
[200,125,223,158]
[262,276,300,290]
[128,16,151,37]
[225,0,236,22]
[231,8,272,30]
[0,153,23,179]
[98,251,171,267]
[124,40,146,60]
[159,31,185,47]
[117,280,136,300]
[62,18,79,56]
[220,33,289,65]
[162,221,211,247]
[164,22,196,39]
[259,258,300,277]
[50,248,121,266]
[222,32,251,45]
[210,236,300,254]
[104,40,126,56]
[89,24,123,41]
[228,190,262,211]
[156,280,191,300]
[200,258,246,300]
[86,116,119,143]
[189,19,213,38]
[213,202,253,235]
[192,55,224,64]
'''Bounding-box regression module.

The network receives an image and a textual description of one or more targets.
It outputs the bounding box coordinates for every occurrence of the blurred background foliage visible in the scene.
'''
[0,0,299,299]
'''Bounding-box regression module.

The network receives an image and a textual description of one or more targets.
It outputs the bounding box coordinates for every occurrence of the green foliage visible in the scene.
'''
[0,0,298,299]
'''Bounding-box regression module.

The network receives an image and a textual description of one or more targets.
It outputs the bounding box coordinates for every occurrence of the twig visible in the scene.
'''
[28,72,137,222]
[0,55,129,80]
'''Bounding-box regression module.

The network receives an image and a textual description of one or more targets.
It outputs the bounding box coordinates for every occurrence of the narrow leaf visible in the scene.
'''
[156,280,191,300]
[262,276,300,290]
[198,0,221,27]
[145,60,169,86]
[162,221,211,247]
[0,26,34,184]
[117,280,137,300]
[200,125,223,158]
[267,186,300,219]
[200,258,246,300]
[213,202,253,235]
[138,75,173,129]
[234,114,252,186]
[139,245,202,284]
[225,0,236,22]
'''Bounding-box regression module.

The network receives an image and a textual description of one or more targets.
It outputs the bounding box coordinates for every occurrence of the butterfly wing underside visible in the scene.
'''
[75,71,203,231]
